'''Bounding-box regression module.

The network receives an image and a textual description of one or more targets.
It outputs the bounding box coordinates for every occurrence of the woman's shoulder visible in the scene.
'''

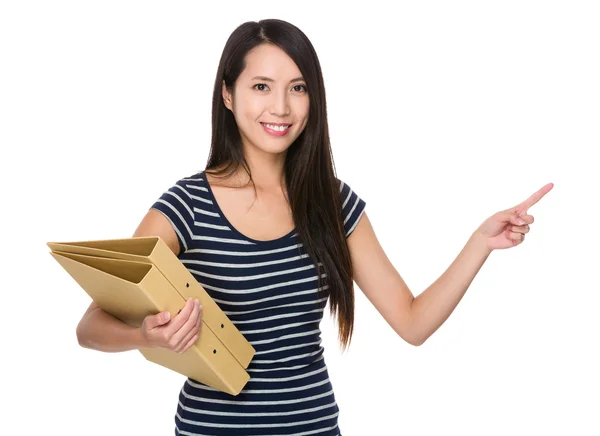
[334,176,367,237]
[162,170,208,194]
[335,177,364,200]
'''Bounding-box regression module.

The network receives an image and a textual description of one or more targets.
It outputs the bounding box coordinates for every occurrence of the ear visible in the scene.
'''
[222,80,233,111]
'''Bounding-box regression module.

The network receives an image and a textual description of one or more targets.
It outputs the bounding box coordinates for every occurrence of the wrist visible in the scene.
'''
[134,326,151,349]
[470,230,493,256]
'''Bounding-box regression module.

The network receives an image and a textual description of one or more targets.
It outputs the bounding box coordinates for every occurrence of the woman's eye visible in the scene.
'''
[253,83,307,93]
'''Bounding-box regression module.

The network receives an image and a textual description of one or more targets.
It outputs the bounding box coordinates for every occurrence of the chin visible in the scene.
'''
[259,141,295,155]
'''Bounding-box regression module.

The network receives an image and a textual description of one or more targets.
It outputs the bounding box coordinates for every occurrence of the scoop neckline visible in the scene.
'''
[201,170,297,246]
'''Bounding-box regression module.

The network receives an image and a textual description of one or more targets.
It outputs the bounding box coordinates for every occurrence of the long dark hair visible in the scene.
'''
[205,19,355,351]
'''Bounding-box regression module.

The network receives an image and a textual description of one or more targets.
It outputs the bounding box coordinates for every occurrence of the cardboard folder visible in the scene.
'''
[47,236,255,396]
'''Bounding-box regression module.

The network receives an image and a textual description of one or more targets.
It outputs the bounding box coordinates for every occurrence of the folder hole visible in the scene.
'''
[221,324,224,328]
[213,349,217,354]
[186,283,190,287]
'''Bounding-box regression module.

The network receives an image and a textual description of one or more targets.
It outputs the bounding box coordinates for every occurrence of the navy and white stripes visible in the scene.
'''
[151,171,366,436]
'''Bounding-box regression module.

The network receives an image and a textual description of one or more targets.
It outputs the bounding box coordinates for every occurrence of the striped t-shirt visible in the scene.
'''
[150,170,366,436]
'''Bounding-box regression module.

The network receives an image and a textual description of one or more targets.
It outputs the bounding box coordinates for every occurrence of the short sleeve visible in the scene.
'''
[339,179,366,238]
[150,178,196,254]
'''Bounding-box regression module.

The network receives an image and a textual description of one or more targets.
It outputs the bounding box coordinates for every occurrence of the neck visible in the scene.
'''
[238,142,287,192]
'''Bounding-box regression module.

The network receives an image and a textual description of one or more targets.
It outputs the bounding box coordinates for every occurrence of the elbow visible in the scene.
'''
[401,331,425,347]
[406,302,427,346]
[403,317,427,347]
[76,329,86,348]
[76,322,90,349]
[395,321,428,347]
[409,336,426,347]
[397,328,426,347]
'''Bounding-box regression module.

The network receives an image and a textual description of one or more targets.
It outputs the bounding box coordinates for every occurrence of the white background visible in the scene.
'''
[1,1,599,435]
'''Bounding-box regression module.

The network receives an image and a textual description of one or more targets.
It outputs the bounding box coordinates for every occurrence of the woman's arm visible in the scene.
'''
[76,301,149,352]
[347,212,491,346]
[75,208,182,352]
[408,231,491,345]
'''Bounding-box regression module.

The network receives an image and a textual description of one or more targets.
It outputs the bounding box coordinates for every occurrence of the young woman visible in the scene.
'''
[75,18,553,436]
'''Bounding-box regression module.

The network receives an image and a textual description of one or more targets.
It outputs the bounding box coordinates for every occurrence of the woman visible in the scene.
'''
[75,18,553,435]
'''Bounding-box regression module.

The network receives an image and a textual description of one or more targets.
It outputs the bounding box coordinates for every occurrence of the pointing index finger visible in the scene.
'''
[517,182,554,213]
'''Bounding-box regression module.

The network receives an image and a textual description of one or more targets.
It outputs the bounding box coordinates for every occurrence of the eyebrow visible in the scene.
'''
[251,76,305,83]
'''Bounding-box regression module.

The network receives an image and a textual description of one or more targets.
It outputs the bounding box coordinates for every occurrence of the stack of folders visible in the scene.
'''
[47,236,255,396]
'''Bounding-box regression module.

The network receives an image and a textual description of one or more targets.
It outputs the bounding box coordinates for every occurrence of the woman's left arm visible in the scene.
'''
[347,183,553,346]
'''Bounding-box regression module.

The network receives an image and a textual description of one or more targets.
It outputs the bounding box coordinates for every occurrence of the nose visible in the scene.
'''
[269,89,290,117]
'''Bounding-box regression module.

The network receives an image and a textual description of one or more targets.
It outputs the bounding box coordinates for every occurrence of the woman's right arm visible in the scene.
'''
[76,300,150,352]
[75,208,202,353]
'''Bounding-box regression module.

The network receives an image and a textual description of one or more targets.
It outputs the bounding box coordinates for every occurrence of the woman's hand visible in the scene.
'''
[476,182,554,251]
[140,297,203,354]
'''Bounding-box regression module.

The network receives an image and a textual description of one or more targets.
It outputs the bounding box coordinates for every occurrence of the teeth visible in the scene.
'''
[264,123,289,132]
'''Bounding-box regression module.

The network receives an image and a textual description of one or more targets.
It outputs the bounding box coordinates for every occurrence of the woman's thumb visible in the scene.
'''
[150,311,171,328]
[508,211,526,225]
[498,210,524,225]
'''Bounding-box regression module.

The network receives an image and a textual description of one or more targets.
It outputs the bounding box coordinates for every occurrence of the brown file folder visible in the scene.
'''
[47,236,255,396]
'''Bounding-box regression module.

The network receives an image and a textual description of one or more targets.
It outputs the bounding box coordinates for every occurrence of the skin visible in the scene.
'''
[220,42,310,192]
[204,42,312,241]
[76,41,554,353]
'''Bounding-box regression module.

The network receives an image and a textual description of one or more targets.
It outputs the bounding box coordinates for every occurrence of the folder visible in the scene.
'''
[47,236,255,396]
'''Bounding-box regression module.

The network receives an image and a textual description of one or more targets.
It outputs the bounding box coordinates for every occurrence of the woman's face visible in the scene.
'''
[223,43,310,157]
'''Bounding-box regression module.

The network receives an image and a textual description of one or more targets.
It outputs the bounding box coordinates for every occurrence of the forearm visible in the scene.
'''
[410,231,492,345]
[77,308,148,353]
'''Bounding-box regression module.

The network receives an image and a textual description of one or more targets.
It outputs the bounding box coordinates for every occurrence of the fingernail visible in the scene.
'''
[516,218,525,225]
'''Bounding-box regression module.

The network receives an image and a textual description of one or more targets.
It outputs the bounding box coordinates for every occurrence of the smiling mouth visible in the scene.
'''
[260,122,291,132]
